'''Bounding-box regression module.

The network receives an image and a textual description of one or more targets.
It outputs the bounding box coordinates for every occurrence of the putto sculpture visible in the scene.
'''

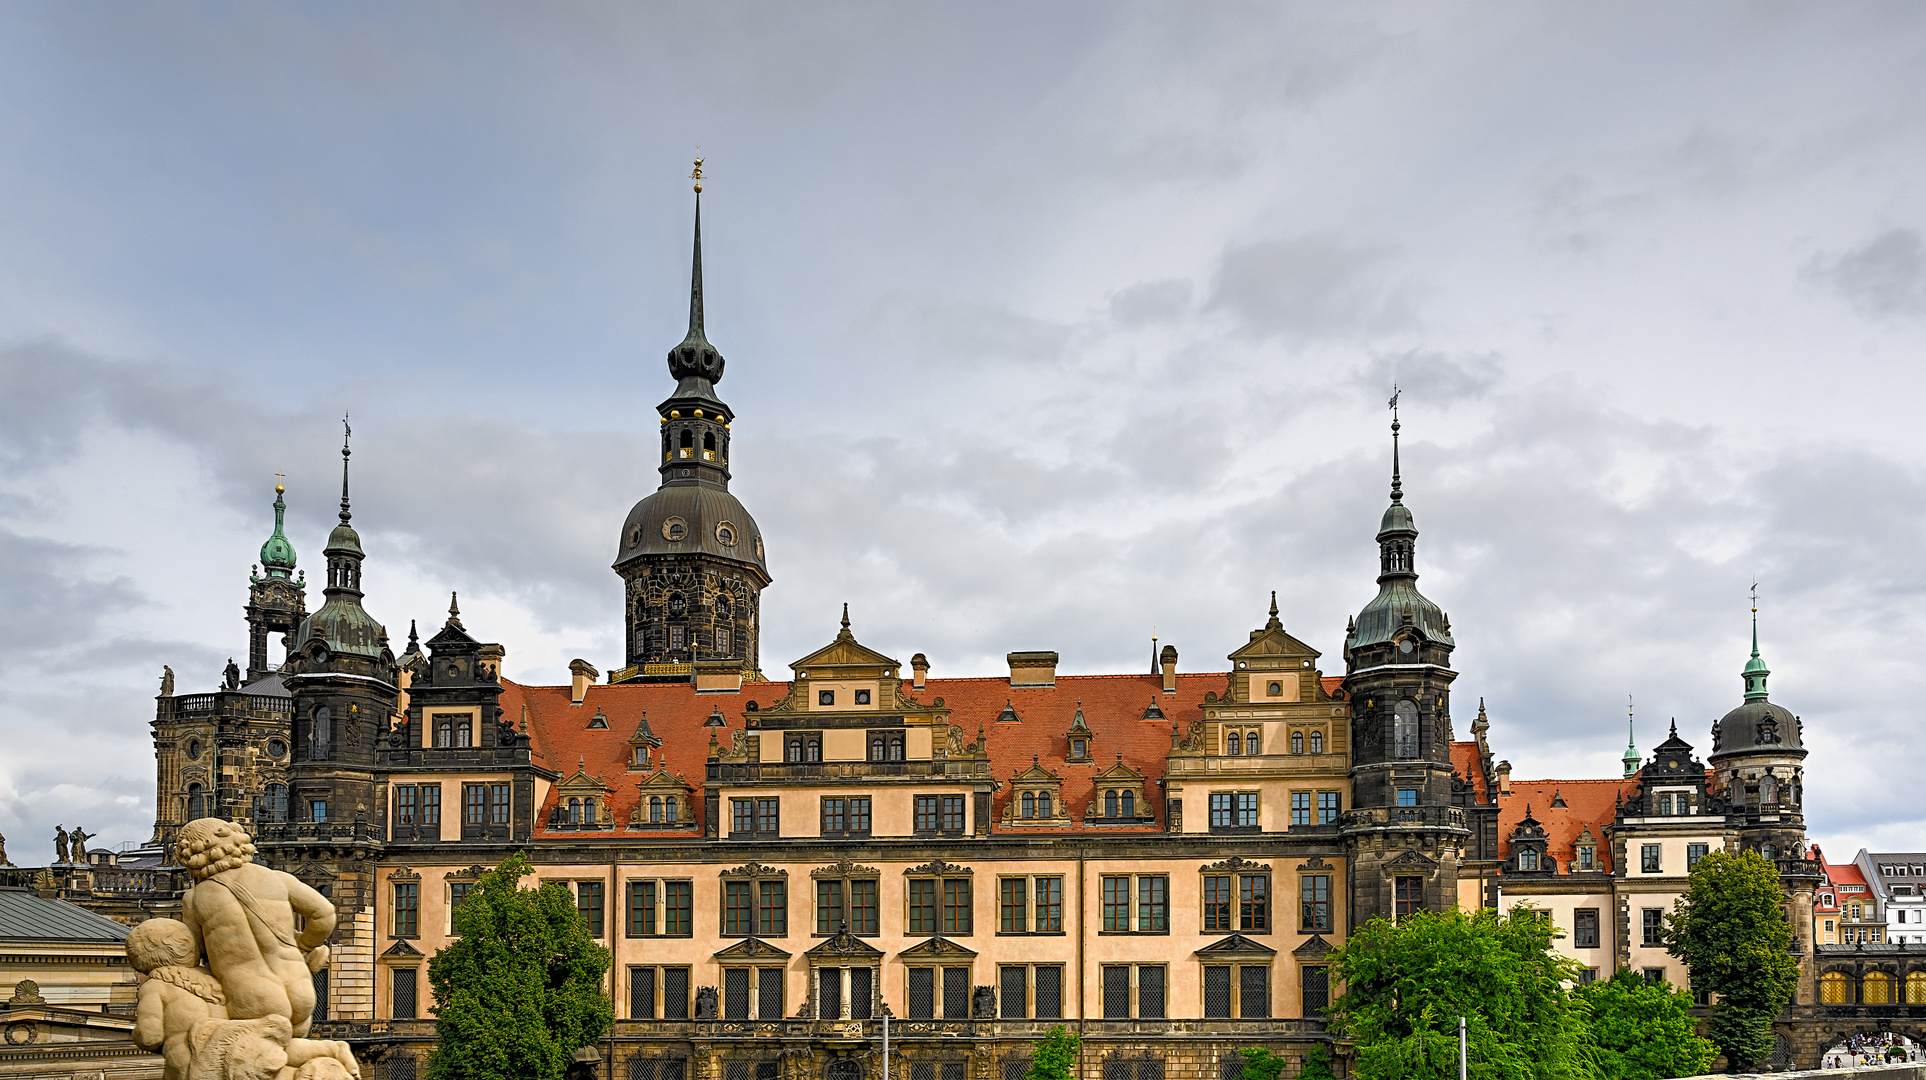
[128,818,359,1080]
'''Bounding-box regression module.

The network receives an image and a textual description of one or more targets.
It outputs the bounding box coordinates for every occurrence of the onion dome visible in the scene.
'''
[1348,404,1453,651]
[259,484,297,578]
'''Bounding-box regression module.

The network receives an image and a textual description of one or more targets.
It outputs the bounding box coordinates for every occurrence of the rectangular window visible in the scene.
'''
[1291,792,1310,827]
[1301,966,1328,1014]
[663,967,690,1020]
[1397,789,1418,807]
[1102,965,1130,1019]
[943,967,970,1019]
[631,967,655,1019]
[1036,877,1063,932]
[1642,844,1661,873]
[723,969,750,1020]
[448,881,472,933]
[1000,879,1028,933]
[1239,965,1270,1018]
[941,796,966,832]
[668,626,685,649]
[1575,908,1599,948]
[662,881,691,936]
[421,784,440,825]
[915,796,939,832]
[1642,968,1666,985]
[757,967,783,1018]
[631,881,657,936]
[1139,877,1168,931]
[851,879,879,935]
[1209,793,1233,828]
[849,797,871,835]
[1300,875,1332,932]
[1103,876,1130,931]
[909,880,938,936]
[733,799,753,835]
[1204,876,1233,931]
[393,883,419,938]
[1240,875,1270,931]
[1578,967,1598,986]
[312,969,327,1023]
[490,784,510,825]
[397,785,417,825]
[850,967,872,1019]
[1642,908,1663,946]
[717,626,731,653]
[1394,876,1423,920]
[818,967,842,1020]
[1000,966,1027,1019]
[577,881,604,938]
[1139,965,1166,1019]
[1687,843,1709,869]
[908,968,935,1019]
[1203,966,1232,1018]
[392,967,418,1019]
[943,879,972,935]
[1035,965,1063,1019]
[1235,792,1258,827]
[730,799,779,838]
[725,881,754,936]
[758,880,787,936]
[464,785,485,825]
[817,880,843,935]
[1318,791,1340,825]
[822,799,845,835]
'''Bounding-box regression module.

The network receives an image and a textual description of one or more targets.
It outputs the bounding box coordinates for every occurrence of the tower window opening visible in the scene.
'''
[679,430,693,450]
[703,432,715,452]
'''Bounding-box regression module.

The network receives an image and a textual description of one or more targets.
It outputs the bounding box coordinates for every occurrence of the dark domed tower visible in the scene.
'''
[1708,604,1808,859]
[613,169,771,683]
[1340,403,1470,927]
[245,482,308,681]
[263,425,397,1024]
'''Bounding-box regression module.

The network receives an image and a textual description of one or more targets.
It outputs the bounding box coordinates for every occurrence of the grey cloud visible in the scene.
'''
[1208,234,1419,342]
[0,527,147,668]
[1353,350,1505,406]
[1806,228,1926,319]
[1107,279,1192,328]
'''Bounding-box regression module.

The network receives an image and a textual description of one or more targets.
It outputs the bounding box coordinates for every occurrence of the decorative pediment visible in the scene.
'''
[1227,625,1321,664]
[386,866,420,882]
[1292,935,1333,960]
[714,938,791,961]
[1092,756,1146,784]
[1387,848,1438,868]
[1066,705,1092,738]
[812,861,880,880]
[635,766,694,793]
[722,862,786,879]
[382,939,423,957]
[897,936,977,960]
[294,862,333,887]
[1296,857,1332,872]
[1201,856,1272,874]
[1509,807,1548,840]
[629,711,662,748]
[805,932,884,960]
[1195,934,1277,958]
[790,630,900,674]
[555,759,613,795]
[444,865,488,881]
[1010,757,1060,784]
[904,860,971,877]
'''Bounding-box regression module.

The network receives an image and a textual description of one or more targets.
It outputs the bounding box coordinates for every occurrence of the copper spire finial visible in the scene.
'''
[1388,384,1403,504]
[339,413,353,524]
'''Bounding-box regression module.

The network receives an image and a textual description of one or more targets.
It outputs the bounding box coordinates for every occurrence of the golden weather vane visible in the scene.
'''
[691,151,704,194]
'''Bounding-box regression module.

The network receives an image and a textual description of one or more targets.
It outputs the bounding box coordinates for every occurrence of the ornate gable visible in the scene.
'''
[804,931,884,961]
[812,860,881,880]
[903,860,971,877]
[628,764,696,829]
[1291,935,1333,960]
[1001,756,1069,828]
[1195,933,1277,958]
[1087,755,1154,823]
[896,936,977,960]
[713,938,791,961]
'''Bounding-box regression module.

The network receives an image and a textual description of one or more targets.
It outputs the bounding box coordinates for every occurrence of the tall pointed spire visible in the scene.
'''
[666,157,725,391]
[1742,581,1771,701]
[1622,695,1640,777]
[688,166,705,339]
[338,414,353,525]
[1150,633,1160,675]
[1389,383,1403,505]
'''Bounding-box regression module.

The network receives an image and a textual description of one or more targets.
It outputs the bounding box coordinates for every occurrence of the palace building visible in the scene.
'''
[123,186,1834,1077]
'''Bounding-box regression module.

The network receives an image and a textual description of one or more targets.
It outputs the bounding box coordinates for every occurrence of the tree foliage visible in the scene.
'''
[1660,849,1798,1072]
[1025,1026,1081,1080]
[1296,1044,1337,1080]
[427,853,613,1080]
[1578,970,1717,1080]
[1328,906,1596,1080]
[1235,1048,1286,1080]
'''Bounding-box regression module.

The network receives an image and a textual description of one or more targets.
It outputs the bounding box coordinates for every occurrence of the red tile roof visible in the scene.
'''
[1449,741,1491,802]
[503,670,1300,838]
[1496,777,1638,874]
[1827,861,1868,888]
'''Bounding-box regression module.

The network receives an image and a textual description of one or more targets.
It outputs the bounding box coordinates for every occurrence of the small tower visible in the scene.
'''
[245,481,308,682]
[612,162,771,683]
[1707,589,1808,859]
[1622,698,1640,778]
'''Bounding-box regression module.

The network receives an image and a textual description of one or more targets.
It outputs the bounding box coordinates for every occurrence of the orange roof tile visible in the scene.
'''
[1496,777,1637,874]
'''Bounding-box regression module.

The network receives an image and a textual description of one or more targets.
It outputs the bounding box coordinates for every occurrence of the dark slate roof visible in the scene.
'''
[0,888,131,943]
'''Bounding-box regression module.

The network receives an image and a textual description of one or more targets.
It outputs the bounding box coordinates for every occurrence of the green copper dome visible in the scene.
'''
[259,486,297,577]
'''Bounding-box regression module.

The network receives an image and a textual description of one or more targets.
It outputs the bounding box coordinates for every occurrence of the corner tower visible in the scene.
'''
[612,164,771,684]
[1340,399,1469,927]
[1707,597,1809,859]
[246,481,308,681]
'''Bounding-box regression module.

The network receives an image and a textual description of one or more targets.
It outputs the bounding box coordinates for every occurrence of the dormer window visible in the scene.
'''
[1657,794,1673,815]
[1518,848,1540,871]
[1577,846,1595,871]
[1071,740,1087,760]
[587,712,609,730]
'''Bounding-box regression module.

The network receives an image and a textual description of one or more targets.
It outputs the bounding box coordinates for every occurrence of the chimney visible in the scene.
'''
[1496,759,1512,796]
[568,659,598,705]
[910,653,929,691]
[1159,644,1178,695]
[1007,651,1058,688]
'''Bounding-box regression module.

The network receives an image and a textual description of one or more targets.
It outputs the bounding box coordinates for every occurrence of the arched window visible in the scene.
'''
[262,783,288,824]
[787,737,804,763]
[664,797,677,822]
[583,798,597,823]
[669,594,686,617]
[649,797,663,823]
[1120,791,1134,818]
[1394,700,1420,759]
[1244,731,1259,754]
[311,706,332,760]
[889,735,904,761]
[1022,792,1036,819]
[1309,731,1323,753]
[1518,848,1540,871]
[1226,733,1240,755]
[1037,792,1051,818]
[1658,794,1673,815]
[1761,773,1778,803]
[1291,731,1303,754]
[1761,843,1776,860]
[807,737,822,762]
[870,738,886,761]
[703,432,715,452]
[186,783,207,821]
[1105,791,1119,817]
[717,596,732,618]
[1906,971,1926,1004]
[1864,971,1896,1004]
[568,797,581,824]
[679,429,693,450]
[1820,972,1852,1004]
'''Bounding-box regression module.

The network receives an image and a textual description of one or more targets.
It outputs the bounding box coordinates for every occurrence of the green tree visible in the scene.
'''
[1579,970,1717,1080]
[427,853,613,1080]
[1296,1044,1337,1080]
[1025,1026,1081,1080]
[1327,906,1596,1080]
[1235,1048,1286,1080]
[1660,848,1798,1072]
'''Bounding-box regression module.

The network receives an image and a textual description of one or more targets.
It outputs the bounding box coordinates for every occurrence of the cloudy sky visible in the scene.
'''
[1,3,1922,866]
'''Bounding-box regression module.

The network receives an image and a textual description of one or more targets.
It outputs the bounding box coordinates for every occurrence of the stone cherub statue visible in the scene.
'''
[0,830,10,867]
[127,818,359,1080]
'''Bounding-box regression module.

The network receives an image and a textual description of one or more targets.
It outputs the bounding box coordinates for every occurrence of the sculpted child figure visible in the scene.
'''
[128,918,226,1080]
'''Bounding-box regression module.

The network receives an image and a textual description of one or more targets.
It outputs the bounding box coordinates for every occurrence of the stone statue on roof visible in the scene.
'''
[53,825,69,865]
[161,666,176,697]
[70,827,92,861]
